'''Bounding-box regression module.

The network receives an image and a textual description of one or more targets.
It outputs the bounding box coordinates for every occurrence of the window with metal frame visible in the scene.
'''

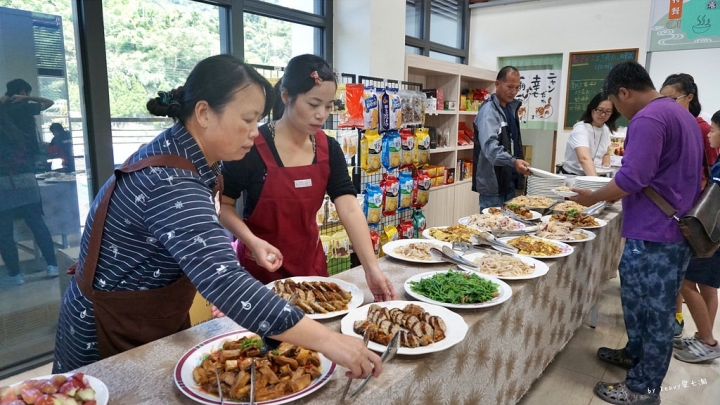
[405,0,468,64]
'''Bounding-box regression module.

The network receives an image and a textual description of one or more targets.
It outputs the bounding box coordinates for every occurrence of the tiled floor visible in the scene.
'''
[1,277,718,404]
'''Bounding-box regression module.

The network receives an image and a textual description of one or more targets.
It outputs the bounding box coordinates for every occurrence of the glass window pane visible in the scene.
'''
[406,0,423,38]
[430,0,463,49]
[0,2,85,374]
[405,45,422,55]
[244,14,320,66]
[102,0,222,166]
[429,50,462,64]
[258,0,319,14]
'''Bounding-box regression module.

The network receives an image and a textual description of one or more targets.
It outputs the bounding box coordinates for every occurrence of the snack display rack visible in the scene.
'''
[404,54,497,228]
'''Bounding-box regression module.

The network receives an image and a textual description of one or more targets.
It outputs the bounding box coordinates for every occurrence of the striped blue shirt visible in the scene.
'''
[53,123,304,372]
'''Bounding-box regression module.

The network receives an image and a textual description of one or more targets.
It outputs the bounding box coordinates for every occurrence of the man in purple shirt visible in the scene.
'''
[571,62,703,405]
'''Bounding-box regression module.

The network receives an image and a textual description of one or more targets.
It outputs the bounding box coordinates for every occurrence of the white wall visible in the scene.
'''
[648,49,720,121]
[333,0,406,81]
[468,0,653,167]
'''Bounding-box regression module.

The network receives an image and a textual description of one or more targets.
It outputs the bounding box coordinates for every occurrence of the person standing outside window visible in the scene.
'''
[571,62,703,405]
[472,66,531,210]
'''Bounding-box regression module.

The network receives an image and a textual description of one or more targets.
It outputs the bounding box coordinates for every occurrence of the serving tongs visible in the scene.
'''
[429,246,478,268]
[501,208,536,227]
[471,232,519,255]
[582,201,607,216]
[339,330,371,404]
[214,364,225,405]
[249,360,256,405]
[349,330,401,399]
[451,241,513,257]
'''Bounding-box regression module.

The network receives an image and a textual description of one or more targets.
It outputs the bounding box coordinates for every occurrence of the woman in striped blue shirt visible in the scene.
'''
[53,55,382,380]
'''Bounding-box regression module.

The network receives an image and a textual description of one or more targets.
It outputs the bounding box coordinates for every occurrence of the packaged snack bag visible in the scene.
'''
[320,235,333,260]
[369,225,380,257]
[414,127,431,167]
[331,82,346,114]
[380,87,402,131]
[398,219,416,239]
[381,130,402,170]
[400,128,415,167]
[413,169,431,208]
[398,170,414,211]
[379,224,399,258]
[360,129,382,173]
[332,230,351,258]
[364,183,382,224]
[412,209,427,237]
[380,172,399,217]
[339,83,365,128]
[316,198,327,227]
[337,129,358,161]
[363,85,379,130]
[327,199,340,223]
[399,89,420,126]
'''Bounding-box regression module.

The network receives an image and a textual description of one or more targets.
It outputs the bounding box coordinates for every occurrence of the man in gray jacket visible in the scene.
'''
[472,66,531,210]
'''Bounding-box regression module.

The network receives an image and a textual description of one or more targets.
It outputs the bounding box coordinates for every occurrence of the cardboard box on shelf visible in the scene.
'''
[446,168,456,184]
[433,176,445,187]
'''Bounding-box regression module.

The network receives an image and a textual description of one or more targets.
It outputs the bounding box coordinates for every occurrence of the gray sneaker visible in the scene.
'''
[0,274,25,286]
[47,265,59,277]
[673,318,684,337]
[673,333,698,350]
[674,338,720,363]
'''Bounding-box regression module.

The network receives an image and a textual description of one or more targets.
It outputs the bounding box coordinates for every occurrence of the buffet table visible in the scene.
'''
[73,206,624,405]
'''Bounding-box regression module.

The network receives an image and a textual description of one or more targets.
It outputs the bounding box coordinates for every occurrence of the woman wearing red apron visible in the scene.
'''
[220,54,396,302]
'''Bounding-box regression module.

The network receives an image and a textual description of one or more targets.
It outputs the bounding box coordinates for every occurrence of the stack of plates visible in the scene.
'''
[575,175,612,191]
[527,169,566,199]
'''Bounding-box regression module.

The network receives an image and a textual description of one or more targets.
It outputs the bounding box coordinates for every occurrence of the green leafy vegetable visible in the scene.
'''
[506,203,519,210]
[240,337,263,350]
[409,270,499,304]
[271,349,279,355]
[566,208,578,218]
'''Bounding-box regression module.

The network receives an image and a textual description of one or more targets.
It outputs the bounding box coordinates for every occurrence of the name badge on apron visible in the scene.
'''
[294,179,312,188]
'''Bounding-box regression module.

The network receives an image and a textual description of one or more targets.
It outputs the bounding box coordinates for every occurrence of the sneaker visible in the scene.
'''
[594,381,660,405]
[0,274,25,286]
[674,338,720,363]
[47,265,59,277]
[674,318,684,337]
[674,333,699,350]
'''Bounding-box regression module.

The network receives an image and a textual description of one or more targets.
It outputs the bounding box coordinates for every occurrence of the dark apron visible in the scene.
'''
[69,154,220,359]
[237,132,330,284]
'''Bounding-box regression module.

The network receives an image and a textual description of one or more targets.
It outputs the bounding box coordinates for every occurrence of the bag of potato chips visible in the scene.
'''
[361,129,382,173]
[400,128,415,168]
[379,224,399,258]
[331,82,346,115]
[363,85,379,130]
[380,87,402,131]
[381,130,401,171]
[380,172,399,217]
[369,225,380,257]
[399,218,416,239]
[413,169,431,208]
[414,127,431,167]
[398,170,414,212]
[320,235,333,260]
[339,83,364,128]
[412,209,427,237]
[364,183,382,224]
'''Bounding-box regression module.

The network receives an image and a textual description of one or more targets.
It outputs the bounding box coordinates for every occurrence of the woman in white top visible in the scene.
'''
[560,92,619,176]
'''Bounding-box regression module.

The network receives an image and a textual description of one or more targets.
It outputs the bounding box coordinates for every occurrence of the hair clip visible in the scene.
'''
[158,91,180,107]
[310,71,322,85]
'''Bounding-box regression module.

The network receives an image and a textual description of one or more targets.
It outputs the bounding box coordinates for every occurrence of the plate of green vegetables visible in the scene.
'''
[404,269,513,309]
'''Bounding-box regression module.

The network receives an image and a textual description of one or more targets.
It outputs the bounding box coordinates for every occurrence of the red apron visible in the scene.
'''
[239,132,330,284]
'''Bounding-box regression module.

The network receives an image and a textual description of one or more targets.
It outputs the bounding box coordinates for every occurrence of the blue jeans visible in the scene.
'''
[618,239,691,397]
[479,191,516,211]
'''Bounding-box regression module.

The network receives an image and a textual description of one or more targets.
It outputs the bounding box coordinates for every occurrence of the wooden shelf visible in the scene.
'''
[430,147,454,154]
[428,178,472,192]
[425,110,456,115]
[458,111,480,115]
[457,145,474,150]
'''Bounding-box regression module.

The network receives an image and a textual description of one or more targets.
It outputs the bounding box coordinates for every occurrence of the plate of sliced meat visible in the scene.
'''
[340,301,468,355]
[267,276,364,320]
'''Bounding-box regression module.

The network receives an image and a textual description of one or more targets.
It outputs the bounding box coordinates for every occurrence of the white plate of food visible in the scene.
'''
[534,223,597,243]
[552,201,587,213]
[551,187,578,197]
[404,270,512,309]
[421,224,482,243]
[265,276,363,320]
[340,301,468,355]
[506,195,557,210]
[9,373,109,405]
[458,214,528,231]
[458,252,550,280]
[497,235,574,259]
[174,330,336,405]
[481,207,542,221]
[539,214,607,229]
[528,167,565,179]
[382,239,450,263]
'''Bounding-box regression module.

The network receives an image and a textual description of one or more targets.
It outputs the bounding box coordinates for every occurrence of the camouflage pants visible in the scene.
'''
[619,239,691,397]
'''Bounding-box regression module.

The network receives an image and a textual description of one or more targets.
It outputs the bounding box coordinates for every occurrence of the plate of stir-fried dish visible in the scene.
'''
[382,239,450,263]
